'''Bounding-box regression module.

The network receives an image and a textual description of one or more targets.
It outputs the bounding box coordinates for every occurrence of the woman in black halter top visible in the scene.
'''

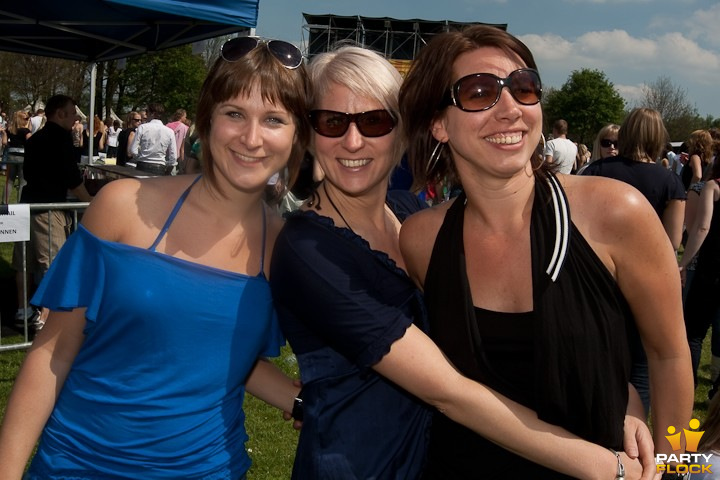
[399,25,693,479]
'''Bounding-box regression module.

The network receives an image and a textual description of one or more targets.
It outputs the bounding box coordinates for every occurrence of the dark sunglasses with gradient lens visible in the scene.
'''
[447,68,542,112]
[600,139,619,149]
[221,36,303,69]
[309,110,396,138]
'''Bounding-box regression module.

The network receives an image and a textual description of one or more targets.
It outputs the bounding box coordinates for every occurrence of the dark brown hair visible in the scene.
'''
[399,25,547,190]
[195,44,310,190]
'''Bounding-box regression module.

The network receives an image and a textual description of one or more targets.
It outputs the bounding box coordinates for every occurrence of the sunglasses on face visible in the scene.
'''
[446,68,542,112]
[221,36,303,69]
[600,139,618,148]
[309,110,396,138]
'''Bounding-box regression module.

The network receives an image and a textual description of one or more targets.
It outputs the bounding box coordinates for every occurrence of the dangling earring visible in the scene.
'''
[533,133,547,171]
[426,141,446,175]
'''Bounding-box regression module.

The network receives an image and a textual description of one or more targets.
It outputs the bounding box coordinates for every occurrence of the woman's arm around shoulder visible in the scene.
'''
[372,322,655,480]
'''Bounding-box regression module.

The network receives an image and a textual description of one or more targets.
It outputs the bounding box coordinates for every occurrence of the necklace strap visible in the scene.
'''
[323,182,354,234]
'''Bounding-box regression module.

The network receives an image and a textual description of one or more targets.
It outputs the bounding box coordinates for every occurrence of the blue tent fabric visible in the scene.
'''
[0,0,258,62]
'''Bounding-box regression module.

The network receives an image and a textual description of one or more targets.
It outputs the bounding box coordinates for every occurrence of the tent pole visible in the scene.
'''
[88,63,97,161]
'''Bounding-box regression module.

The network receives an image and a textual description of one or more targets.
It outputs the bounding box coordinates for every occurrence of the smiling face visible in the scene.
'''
[208,86,296,195]
[432,46,542,181]
[312,82,398,197]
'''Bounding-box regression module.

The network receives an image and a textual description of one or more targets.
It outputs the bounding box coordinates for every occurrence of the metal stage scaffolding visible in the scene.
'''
[302,13,507,75]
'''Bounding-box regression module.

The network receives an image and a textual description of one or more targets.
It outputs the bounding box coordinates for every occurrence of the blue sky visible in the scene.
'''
[255,0,720,122]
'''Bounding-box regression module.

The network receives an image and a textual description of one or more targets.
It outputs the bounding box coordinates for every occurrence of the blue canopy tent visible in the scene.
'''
[0,0,258,62]
[0,0,258,156]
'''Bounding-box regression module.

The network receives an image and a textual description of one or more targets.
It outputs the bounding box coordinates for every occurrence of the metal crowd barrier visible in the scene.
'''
[1,202,90,352]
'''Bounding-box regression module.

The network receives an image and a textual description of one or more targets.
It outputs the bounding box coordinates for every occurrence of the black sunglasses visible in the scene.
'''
[447,68,542,112]
[309,110,396,138]
[600,139,619,148]
[221,36,303,69]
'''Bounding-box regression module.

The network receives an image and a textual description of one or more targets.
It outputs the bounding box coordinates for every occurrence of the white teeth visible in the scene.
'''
[485,135,522,145]
[339,158,370,168]
[235,152,262,163]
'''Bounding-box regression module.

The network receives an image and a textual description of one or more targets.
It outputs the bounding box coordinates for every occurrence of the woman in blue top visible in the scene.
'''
[0,36,310,480]
[270,45,660,480]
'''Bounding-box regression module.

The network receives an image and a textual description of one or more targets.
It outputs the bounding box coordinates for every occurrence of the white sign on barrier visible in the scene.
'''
[0,204,30,242]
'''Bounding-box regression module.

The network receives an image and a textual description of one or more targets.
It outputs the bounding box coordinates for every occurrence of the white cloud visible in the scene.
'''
[519,29,720,115]
[614,84,645,108]
[687,4,720,47]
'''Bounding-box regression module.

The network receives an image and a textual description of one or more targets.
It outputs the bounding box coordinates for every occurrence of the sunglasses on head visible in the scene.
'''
[446,68,542,112]
[600,139,618,148]
[221,36,303,69]
[309,110,396,138]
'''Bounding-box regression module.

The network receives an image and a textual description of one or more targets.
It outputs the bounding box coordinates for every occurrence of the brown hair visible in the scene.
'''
[92,115,104,136]
[195,43,310,190]
[699,393,720,452]
[171,109,187,122]
[617,108,668,162]
[687,129,713,167]
[399,25,547,190]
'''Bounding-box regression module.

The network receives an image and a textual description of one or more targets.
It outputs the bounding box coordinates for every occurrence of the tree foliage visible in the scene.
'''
[542,68,625,146]
[0,44,209,122]
[0,53,87,113]
[636,76,700,142]
[116,44,208,119]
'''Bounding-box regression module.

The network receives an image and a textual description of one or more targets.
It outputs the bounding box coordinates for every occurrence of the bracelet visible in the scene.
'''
[608,448,625,480]
[291,389,303,421]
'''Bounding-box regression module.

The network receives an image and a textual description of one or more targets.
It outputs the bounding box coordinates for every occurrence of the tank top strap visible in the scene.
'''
[258,204,267,278]
[149,175,202,252]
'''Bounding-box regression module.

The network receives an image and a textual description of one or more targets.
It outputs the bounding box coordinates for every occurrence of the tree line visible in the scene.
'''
[0,38,226,122]
[0,44,714,146]
[542,69,718,147]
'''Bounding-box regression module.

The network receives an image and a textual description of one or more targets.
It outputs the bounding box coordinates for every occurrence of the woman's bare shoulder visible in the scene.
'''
[562,174,662,247]
[400,199,454,285]
[82,176,195,242]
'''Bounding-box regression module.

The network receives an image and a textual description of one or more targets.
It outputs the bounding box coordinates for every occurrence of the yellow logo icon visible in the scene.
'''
[656,419,713,475]
[665,418,705,452]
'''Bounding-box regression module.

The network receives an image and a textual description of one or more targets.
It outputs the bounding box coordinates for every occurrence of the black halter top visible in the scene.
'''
[422,173,632,478]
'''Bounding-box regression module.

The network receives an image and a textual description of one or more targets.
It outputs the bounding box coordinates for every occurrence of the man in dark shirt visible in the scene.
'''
[12,94,93,327]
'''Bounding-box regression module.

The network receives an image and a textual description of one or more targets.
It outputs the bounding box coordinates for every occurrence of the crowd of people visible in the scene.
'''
[0,25,716,480]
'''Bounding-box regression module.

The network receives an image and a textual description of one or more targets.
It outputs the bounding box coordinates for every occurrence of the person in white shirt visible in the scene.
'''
[544,119,578,174]
[129,102,177,175]
[106,119,121,158]
[29,109,45,134]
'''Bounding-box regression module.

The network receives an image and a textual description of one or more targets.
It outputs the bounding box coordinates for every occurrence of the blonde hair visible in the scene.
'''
[9,110,29,136]
[308,45,405,164]
[591,124,620,161]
